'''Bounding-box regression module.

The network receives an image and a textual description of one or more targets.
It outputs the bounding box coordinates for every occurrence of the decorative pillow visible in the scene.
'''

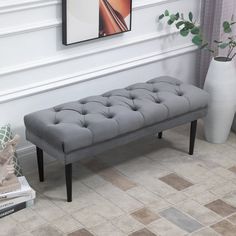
[0,124,22,177]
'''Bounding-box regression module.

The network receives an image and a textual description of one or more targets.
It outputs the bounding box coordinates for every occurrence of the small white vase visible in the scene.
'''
[204,57,236,143]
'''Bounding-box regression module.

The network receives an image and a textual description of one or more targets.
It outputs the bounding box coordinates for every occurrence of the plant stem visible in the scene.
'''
[226,45,234,60]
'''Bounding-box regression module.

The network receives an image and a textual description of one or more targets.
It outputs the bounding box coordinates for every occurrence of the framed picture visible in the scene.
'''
[62,0,132,45]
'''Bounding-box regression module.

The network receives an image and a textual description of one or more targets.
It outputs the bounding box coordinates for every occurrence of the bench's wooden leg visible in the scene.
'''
[65,164,72,202]
[189,120,197,155]
[36,147,44,182]
[158,132,163,139]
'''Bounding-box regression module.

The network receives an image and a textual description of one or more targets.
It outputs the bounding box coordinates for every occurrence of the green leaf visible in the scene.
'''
[192,35,203,46]
[180,28,189,37]
[185,22,194,29]
[218,42,229,49]
[176,21,185,29]
[214,40,222,43]
[159,14,165,20]
[189,12,193,22]
[223,21,232,33]
[191,27,200,35]
[175,13,180,20]
[223,21,230,28]
[165,10,169,16]
[167,19,174,25]
[170,14,177,21]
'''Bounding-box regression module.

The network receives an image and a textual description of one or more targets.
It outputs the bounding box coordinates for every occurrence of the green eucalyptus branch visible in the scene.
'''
[159,10,236,61]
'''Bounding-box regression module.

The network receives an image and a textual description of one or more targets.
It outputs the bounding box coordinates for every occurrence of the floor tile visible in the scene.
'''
[228,166,236,174]
[21,215,47,231]
[90,222,125,236]
[30,225,63,236]
[205,199,236,217]
[51,215,83,234]
[210,182,236,197]
[222,190,236,207]
[17,232,34,236]
[95,183,143,212]
[211,220,236,236]
[165,192,188,205]
[191,191,218,205]
[68,228,94,236]
[127,186,162,205]
[10,208,38,223]
[90,198,124,220]
[160,207,203,233]
[148,218,186,236]
[111,214,144,234]
[31,196,66,221]
[129,228,157,236]
[72,206,106,228]
[177,200,221,225]
[99,168,137,191]
[183,184,210,198]
[134,175,177,197]
[85,159,137,191]
[191,227,220,236]
[211,167,236,180]
[147,199,171,213]
[131,208,160,225]
[227,213,236,225]
[0,217,25,236]
[159,173,193,191]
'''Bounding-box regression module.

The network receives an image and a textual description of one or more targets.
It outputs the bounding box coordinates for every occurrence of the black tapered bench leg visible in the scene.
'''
[36,147,44,182]
[158,132,163,139]
[65,164,72,202]
[189,120,197,155]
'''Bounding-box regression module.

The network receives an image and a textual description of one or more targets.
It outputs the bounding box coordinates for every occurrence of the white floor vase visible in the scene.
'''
[204,57,236,143]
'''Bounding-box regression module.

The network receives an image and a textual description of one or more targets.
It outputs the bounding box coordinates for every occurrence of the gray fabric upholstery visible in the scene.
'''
[24,76,209,156]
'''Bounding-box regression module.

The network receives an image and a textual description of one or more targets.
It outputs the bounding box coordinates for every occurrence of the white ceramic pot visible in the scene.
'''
[204,57,236,143]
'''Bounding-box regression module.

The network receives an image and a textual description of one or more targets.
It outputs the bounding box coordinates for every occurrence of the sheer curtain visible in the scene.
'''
[199,0,236,88]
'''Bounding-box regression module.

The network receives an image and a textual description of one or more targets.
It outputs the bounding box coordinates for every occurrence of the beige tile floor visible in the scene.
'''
[2,121,236,236]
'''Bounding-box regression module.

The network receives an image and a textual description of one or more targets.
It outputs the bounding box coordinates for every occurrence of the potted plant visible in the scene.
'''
[159,11,236,143]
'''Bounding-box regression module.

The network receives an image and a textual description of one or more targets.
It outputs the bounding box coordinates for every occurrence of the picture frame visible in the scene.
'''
[62,0,132,46]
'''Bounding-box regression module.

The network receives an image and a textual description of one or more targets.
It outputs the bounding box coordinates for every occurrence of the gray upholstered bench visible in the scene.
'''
[24,76,208,202]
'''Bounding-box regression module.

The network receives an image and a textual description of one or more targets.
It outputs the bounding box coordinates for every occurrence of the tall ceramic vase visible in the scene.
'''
[204,57,236,143]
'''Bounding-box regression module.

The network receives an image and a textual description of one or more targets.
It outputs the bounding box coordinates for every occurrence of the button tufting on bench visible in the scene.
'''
[82,123,88,128]
[24,76,209,155]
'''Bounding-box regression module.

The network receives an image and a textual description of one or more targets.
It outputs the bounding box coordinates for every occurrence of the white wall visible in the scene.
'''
[0,0,201,159]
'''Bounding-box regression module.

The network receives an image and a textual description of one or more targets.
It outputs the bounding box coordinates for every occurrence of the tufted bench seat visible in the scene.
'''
[24,76,208,202]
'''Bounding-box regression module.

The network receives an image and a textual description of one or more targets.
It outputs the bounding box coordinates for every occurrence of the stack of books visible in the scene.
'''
[0,176,35,218]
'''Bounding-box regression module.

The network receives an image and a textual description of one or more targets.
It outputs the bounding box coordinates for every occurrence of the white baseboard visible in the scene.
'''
[17,145,35,159]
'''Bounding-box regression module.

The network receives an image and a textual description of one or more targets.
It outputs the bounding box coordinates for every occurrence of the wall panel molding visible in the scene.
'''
[0,44,197,104]
[0,0,60,13]
[0,0,180,37]
[0,30,180,76]
[0,20,60,38]
[0,0,179,13]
